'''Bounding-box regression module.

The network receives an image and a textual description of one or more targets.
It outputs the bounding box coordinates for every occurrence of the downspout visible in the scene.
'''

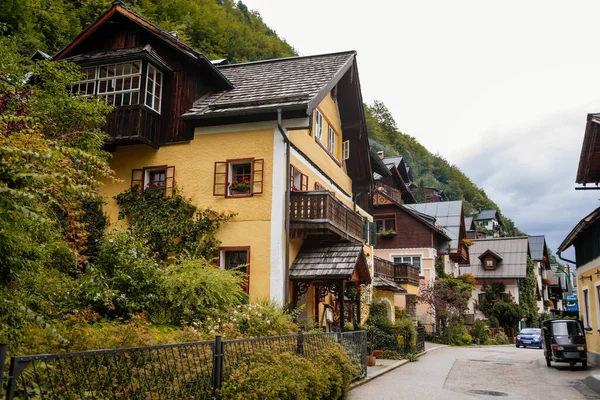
[277,109,291,304]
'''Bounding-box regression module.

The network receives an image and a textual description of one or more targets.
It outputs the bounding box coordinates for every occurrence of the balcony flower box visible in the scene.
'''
[379,229,396,239]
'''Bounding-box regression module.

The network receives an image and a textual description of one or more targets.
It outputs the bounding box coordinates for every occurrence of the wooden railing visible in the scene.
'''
[373,256,420,286]
[289,191,363,242]
[105,105,161,147]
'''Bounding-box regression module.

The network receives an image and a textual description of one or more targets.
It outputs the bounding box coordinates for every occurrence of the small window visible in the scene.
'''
[96,61,142,106]
[342,140,350,160]
[220,247,250,293]
[291,165,308,191]
[484,257,496,270]
[145,64,163,113]
[131,166,175,196]
[148,168,166,188]
[393,255,422,275]
[73,66,97,97]
[314,110,323,141]
[375,216,395,232]
[328,126,336,155]
[213,159,264,197]
[583,288,591,328]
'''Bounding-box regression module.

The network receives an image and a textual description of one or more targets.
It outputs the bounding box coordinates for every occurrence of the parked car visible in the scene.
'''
[515,328,542,348]
[542,319,587,370]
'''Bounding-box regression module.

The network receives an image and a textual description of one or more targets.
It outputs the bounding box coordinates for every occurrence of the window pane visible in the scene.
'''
[412,257,421,267]
[131,92,139,105]
[123,92,131,106]
[146,93,153,107]
[225,251,247,271]
[392,257,402,264]
[115,93,122,106]
[388,219,396,231]
[402,257,411,264]
[376,220,384,232]
[132,61,141,73]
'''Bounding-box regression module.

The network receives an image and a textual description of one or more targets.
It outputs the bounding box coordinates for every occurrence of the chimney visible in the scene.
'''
[377,151,384,159]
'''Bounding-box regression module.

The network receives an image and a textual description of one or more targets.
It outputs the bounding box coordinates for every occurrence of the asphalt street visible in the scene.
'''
[348,345,600,400]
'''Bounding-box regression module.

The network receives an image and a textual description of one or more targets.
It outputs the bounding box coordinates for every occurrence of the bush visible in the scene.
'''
[492,331,509,345]
[395,317,417,352]
[366,299,397,351]
[449,321,472,346]
[218,343,357,400]
[159,258,248,324]
[471,319,490,343]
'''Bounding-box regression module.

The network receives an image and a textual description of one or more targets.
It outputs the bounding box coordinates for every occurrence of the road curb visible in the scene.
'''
[350,345,448,390]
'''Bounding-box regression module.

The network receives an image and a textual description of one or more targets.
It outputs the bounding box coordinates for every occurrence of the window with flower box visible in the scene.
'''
[131,165,175,196]
[219,247,250,293]
[290,165,308,191]
[374,215,396,232]
[213,158,264,197]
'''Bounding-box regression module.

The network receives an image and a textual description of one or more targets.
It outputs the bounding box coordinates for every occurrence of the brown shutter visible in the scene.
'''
[214,161,227,196]
[165,166,175,197]
[131,169,143,192]
[252,159,264,194]
[301,173,308,191]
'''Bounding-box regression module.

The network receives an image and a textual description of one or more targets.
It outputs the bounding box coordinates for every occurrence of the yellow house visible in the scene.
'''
[558,113,600,365]
[52,1,374,330]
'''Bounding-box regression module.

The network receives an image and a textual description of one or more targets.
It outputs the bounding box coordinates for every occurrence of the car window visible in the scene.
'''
[552,321,583,336]
[520,328,541,335]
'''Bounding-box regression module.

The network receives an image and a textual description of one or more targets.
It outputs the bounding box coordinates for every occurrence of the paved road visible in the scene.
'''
[349,345,600,399]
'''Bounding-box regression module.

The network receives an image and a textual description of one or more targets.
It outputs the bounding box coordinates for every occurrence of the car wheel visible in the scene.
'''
[546,357,551,367]
[569,361,575,371]
[583,361,588,369]
[516,344,520,348]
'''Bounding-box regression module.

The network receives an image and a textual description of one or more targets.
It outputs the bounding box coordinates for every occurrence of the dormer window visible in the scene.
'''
[73,60,163,113]
[478,249,503,271]
[484,257,496,270]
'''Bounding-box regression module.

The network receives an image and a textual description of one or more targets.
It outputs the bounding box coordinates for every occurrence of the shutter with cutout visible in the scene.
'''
[252,159,264,194]
[165,166,175,197]
[214,162,227,196]
[131,169,143,192]
[301,174,308,191]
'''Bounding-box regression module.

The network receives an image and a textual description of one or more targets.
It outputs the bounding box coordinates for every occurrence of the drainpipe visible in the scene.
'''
[277,109,291,304]
[557,251,576,295]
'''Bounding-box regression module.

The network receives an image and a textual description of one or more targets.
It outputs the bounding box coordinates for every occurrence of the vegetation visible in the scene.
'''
[519,257,540,327]
[449,320,472,346]
[366,298,418,356]
[365,100,525,234]
[476,283,523,333]
[0,0,296,62]
[484,331,509,345]
[471,319,491,343]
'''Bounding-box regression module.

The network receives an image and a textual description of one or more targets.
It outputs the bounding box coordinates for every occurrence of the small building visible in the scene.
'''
[460,237,530,322]
[472,209,505,237]
[528,235,551,313]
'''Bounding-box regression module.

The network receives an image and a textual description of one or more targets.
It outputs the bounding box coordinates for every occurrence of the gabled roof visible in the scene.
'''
[373,274,406,293]
[405,201,464,252]
[52,0,232,89]
[370,148,392,178]
[460,237,530,278]
[478,249,503,261]
[289,243,371,283]
[382,156,411,183]
[473,209,499,221]
[465,217,475,230]
[182,51,356,119]
[528,235,547,262]
[577,113,600,185]
[63,45,172,73]
[558,207,600,252]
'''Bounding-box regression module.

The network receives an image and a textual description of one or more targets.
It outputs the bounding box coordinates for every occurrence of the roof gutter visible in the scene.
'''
[556,251,576,265]
[277,109,291,304]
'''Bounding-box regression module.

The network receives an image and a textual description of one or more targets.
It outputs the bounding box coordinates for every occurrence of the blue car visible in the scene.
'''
[516,328,542,348]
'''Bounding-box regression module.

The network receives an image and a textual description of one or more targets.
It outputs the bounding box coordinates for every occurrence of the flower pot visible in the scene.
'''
[367,355,377,366]
[372,350,384,357]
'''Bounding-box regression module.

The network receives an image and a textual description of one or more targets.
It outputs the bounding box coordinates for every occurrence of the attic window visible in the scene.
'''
[484,256,497,270]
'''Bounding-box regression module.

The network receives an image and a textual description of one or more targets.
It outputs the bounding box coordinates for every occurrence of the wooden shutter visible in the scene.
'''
[214,161,227,196]
[370,221,378,247]
[131,169,143,192]
[342,140,350,160]
[362,219,369,243]
[165,166,175,197]
[252,159,264,194]
[301,173,308,191]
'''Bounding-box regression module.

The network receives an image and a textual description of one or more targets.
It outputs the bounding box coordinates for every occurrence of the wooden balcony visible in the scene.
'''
[289,191,363,243]
[105,105,162,147]
[450,245,469,264]
[374,256,420,286]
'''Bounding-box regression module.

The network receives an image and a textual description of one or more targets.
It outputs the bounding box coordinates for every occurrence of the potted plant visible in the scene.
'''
[462,238,474,247]
[229,177,251,194]
[544,299,553,308]
[372,350,384,357]
[379,229,396,239]
[366,326,379,366]
[542,278,551,286]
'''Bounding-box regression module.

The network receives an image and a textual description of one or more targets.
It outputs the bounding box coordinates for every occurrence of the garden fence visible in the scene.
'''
[0,330,366,400]
[416,326,426,353]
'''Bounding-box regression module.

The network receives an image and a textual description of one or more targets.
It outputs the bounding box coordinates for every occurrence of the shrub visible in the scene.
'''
[488,315,500,328]
[492,331,510,345]
[449,321,472,346]
[218,343,357,400]
[159,258,247,324]
[471,319,490,343]
[395,317,417,352]
[366,299,397,351]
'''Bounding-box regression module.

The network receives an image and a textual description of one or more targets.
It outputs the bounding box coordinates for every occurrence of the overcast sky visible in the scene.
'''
[244,0,600,259]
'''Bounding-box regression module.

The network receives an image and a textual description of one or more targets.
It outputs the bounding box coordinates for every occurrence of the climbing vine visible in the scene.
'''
[115,186,235,260]
[434,255,446,278]
[519,257,539,326]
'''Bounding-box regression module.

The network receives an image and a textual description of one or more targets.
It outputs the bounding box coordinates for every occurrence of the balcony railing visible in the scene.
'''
[373,256,420,286]
[289,191,363,243]
[105,105,161,147]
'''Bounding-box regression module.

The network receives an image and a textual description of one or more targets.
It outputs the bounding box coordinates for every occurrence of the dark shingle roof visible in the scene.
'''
[528,235,546,261]
[373,274,406,293]
[473,209,498,221]
[290,243,370,282]
[182,51,355,119]
[63,45,171,72]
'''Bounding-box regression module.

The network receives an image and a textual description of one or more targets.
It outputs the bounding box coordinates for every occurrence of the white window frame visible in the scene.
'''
[328,126,336,155]
[314,110,323,141]
[228,160,253,196]
[145,64,163,113]
[144,166,167,190]
[73,66,97,97]
[392,255,423,276]
[583,286,591,329]
[342,140,350,160]
[96,61,142,107]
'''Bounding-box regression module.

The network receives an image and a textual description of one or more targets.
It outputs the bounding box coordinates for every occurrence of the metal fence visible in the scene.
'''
[416,326,426,353]
[1,330,366,399]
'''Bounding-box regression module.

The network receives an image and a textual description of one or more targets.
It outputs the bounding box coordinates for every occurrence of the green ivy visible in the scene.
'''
[115,186,235,260]
[519,257,539,327]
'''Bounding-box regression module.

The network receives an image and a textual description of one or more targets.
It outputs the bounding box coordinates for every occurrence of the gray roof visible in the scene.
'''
[528,235,547,261]
[182,51,355,119]
[289,243,370,282]
[373,274,406,293]
[473,209,498,221]
[382,156,403,169]
[465,217,474,230]
[460,237,530,278]
[405,201,463,251]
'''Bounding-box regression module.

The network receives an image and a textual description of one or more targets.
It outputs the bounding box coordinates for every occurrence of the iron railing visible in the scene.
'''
[416,326,426,353]
[1,330,366,399]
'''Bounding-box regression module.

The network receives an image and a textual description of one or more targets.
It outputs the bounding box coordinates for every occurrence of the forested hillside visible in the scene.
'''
[0,0,297,62]
[365,101,524,236]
